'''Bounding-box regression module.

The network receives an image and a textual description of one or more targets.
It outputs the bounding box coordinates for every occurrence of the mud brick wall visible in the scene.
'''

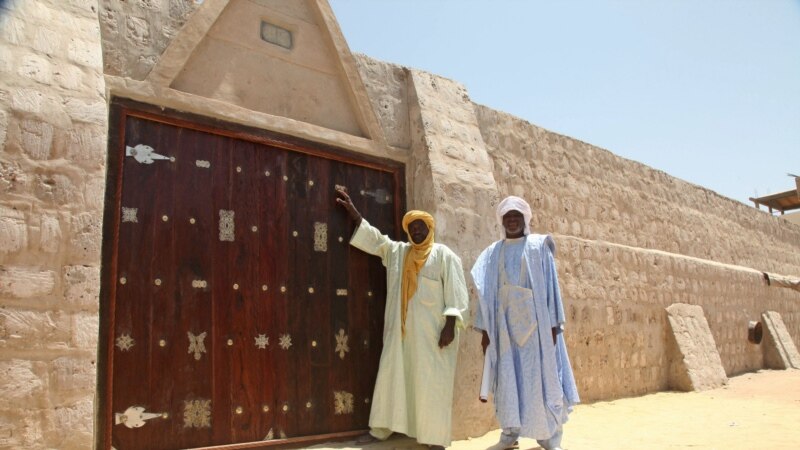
[0,1,107,448]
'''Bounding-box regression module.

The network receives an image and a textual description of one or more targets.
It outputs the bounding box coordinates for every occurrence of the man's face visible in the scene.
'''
[502,210,525,238]
[407,219,430,244]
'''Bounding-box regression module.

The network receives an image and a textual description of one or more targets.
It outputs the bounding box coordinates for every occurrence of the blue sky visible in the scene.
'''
[330,0,800,206]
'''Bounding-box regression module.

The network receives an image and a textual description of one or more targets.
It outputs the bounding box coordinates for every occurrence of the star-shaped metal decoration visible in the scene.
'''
[115,334,135,352]
[279,334,292,350]
[334,329,349,360]
[121,207,138,223]
[183,399,211,428]
[333,391,354,415]
[188,331,207,360]
[255,334,269,349]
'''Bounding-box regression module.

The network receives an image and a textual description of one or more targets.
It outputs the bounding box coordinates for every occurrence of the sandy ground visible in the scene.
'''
[310,369,800,450]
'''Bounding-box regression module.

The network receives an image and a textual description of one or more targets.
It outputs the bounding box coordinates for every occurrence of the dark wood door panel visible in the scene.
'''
[103,104,401,450]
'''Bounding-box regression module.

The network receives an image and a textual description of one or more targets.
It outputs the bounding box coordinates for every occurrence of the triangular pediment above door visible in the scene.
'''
[146,0,385,143]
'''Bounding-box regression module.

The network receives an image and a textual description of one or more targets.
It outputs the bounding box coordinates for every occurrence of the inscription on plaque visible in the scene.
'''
[260,21,292,50]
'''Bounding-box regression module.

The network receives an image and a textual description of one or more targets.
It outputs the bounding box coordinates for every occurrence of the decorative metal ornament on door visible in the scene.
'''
[99,100,403,450]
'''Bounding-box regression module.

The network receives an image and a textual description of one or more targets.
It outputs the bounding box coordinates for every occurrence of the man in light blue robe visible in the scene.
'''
[472,196,579,450]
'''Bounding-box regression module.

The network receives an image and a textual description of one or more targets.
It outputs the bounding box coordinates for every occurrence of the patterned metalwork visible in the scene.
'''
[313,222,327,252]
[333,391,354,415]
[114,406,164,429]
[264,428,274,440]
[195,160,210,168]
[121,207,138,223]
[255,334,269,349]
[279,334,292,350]
[335,329,349,360]
[219,209,235,242]
[191,280,207,288]
[116,334,135,352]
[363,188,393,204]
[125,144,170,164]
[336,289,347,296]
[188,331,207,361]
[183,399,211,428]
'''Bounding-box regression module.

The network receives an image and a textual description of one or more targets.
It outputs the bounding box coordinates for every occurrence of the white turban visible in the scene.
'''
[496,196,532,236]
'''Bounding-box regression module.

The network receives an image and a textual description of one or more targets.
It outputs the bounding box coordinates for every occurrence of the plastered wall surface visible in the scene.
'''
[171,0,365,136]
[0,0,107,448]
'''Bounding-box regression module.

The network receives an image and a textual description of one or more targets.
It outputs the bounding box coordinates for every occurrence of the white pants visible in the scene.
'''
[501,426,563,449]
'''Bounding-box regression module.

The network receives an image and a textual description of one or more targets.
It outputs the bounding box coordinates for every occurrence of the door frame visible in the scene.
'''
[97,97,405,449]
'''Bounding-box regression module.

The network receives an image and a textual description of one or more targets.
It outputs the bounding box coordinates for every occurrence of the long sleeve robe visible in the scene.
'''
[350,219,468,447]
[471,234,579,440]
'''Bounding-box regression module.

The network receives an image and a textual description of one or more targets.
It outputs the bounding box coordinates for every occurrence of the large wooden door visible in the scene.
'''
[98,100,403,450]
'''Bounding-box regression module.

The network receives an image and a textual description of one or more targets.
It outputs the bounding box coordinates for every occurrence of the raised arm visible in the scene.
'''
[335,187,399,264]
[335,186,362,225]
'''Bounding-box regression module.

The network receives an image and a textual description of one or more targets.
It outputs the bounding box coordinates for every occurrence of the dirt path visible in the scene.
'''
[311,369,800,450]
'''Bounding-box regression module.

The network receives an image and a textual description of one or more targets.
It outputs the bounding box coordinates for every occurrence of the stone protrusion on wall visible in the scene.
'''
[353,54,411,150]
[0,0,107,448]
[665,303,728,391]
[761,310,800,370]
[100,0,201,80]
[406,68,500,439]
[764,272,800,292]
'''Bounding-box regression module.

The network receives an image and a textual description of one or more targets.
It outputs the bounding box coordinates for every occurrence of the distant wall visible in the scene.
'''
[783,212,800,226]
[475,106,800,275]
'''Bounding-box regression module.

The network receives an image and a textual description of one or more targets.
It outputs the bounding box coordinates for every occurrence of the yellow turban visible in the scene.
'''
[400,210,435,337]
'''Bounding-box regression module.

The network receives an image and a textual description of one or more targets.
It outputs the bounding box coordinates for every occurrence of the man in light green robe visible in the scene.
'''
[336,188,468,449]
